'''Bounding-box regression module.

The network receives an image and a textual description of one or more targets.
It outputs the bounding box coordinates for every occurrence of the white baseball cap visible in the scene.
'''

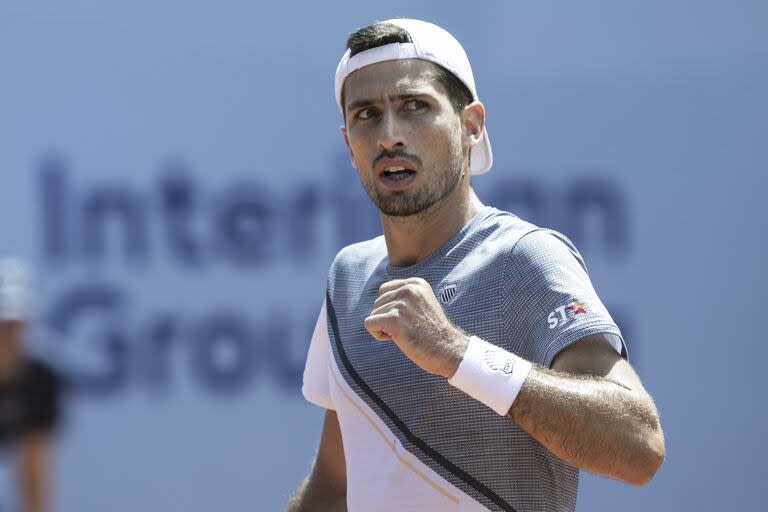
[335,18,493,175]
[0,258,32,322]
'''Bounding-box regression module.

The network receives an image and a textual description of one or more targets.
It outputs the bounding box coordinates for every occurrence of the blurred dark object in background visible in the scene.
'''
[0,259,61,512]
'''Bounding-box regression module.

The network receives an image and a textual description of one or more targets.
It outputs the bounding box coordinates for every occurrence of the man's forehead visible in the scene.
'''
[343,59,445,103]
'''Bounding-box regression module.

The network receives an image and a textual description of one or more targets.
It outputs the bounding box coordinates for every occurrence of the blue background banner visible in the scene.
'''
[1,1,766,510]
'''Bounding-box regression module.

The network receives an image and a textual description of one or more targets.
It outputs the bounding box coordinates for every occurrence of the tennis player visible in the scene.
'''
[287,19,664,512]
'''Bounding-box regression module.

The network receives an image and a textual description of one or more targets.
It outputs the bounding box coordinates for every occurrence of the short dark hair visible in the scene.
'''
[343,22,474,115]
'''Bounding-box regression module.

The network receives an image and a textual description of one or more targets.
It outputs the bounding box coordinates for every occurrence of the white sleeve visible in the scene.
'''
[301,299,335,410]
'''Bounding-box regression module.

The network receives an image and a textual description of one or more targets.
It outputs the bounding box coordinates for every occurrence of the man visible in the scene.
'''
[288,19,664,512]
[0,259,60,512]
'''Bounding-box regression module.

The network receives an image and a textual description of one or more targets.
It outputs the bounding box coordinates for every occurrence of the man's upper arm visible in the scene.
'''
[551,333,643,391]
[310,410,347,496]
[302,300,335,410]
[504,229,627,367]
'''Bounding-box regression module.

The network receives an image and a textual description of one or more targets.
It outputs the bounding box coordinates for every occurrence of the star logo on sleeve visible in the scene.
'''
[566,300,587,315]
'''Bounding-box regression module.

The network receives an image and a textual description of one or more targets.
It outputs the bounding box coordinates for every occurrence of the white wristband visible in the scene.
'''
[448,336,533,416]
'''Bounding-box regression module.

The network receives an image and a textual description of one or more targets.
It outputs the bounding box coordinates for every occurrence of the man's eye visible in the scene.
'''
[356,108,377,120]
[403,100,427,112]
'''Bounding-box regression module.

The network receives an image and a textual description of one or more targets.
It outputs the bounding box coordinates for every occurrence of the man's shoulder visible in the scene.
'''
[475,207,542,249]
[335,234,386,261]
[481,207,537,232]
[506,227,588,278]
[330,235,387,273]
[477,208,587,274]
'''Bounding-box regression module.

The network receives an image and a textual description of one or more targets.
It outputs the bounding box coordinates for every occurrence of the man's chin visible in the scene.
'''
[376,198,432,218]
[366,185,434,217]
[381,209,420,218]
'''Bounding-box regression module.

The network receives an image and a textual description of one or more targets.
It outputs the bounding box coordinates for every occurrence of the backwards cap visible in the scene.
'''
[335,18,493,175]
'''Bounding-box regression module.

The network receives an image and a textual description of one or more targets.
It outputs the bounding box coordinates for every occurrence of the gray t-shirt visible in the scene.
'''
[322,205,625,512]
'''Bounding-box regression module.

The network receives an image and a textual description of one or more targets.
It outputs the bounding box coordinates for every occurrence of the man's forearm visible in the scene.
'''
[507,366,665,485]
[286,475,347,512]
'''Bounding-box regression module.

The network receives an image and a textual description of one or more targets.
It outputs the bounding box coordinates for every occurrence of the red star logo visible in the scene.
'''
[566,300,587,315]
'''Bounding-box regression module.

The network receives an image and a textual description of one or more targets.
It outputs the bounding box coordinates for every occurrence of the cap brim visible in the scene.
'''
[470,127,493,175]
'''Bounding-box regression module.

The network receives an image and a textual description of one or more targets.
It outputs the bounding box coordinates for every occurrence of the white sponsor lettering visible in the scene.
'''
[547,300,589,329]
[547,311,558,329]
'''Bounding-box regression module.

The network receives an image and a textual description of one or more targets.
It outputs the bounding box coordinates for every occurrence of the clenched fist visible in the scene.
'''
[364,277,470,379]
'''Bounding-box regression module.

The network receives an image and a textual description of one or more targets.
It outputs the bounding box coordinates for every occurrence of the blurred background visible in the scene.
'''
[0,0,765,510]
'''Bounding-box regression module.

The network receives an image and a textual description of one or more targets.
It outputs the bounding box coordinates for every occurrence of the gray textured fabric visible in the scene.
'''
[326,206,624,512]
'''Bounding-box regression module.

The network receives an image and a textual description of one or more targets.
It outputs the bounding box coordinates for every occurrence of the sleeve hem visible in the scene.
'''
[543,323,626,368]
[302,384,336,410]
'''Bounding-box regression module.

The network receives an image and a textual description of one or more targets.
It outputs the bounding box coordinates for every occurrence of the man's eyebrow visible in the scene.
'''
[346,98,376,112]
[346,92,432,112]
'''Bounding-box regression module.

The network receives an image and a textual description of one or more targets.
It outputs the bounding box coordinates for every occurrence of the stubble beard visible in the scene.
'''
[362,142,466,218]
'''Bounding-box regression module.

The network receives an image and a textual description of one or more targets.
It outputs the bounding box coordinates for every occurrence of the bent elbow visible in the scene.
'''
[625,429,666,487]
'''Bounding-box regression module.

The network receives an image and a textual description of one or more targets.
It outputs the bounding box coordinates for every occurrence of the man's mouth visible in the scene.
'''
[381,167,416,181]
[374,156,420,190]
[377,163,418,190]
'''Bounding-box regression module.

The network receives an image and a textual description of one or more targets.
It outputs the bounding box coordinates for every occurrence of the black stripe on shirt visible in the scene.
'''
[326,291,518,512]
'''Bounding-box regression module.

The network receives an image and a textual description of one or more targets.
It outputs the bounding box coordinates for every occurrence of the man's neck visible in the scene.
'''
[381,186,484,267]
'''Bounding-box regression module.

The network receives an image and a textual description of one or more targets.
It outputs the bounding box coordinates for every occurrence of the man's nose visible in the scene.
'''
[377,111,406,151]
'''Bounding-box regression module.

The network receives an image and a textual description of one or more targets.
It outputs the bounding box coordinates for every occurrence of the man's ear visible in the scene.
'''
[340,125,357,169]
[461,101,486,149]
